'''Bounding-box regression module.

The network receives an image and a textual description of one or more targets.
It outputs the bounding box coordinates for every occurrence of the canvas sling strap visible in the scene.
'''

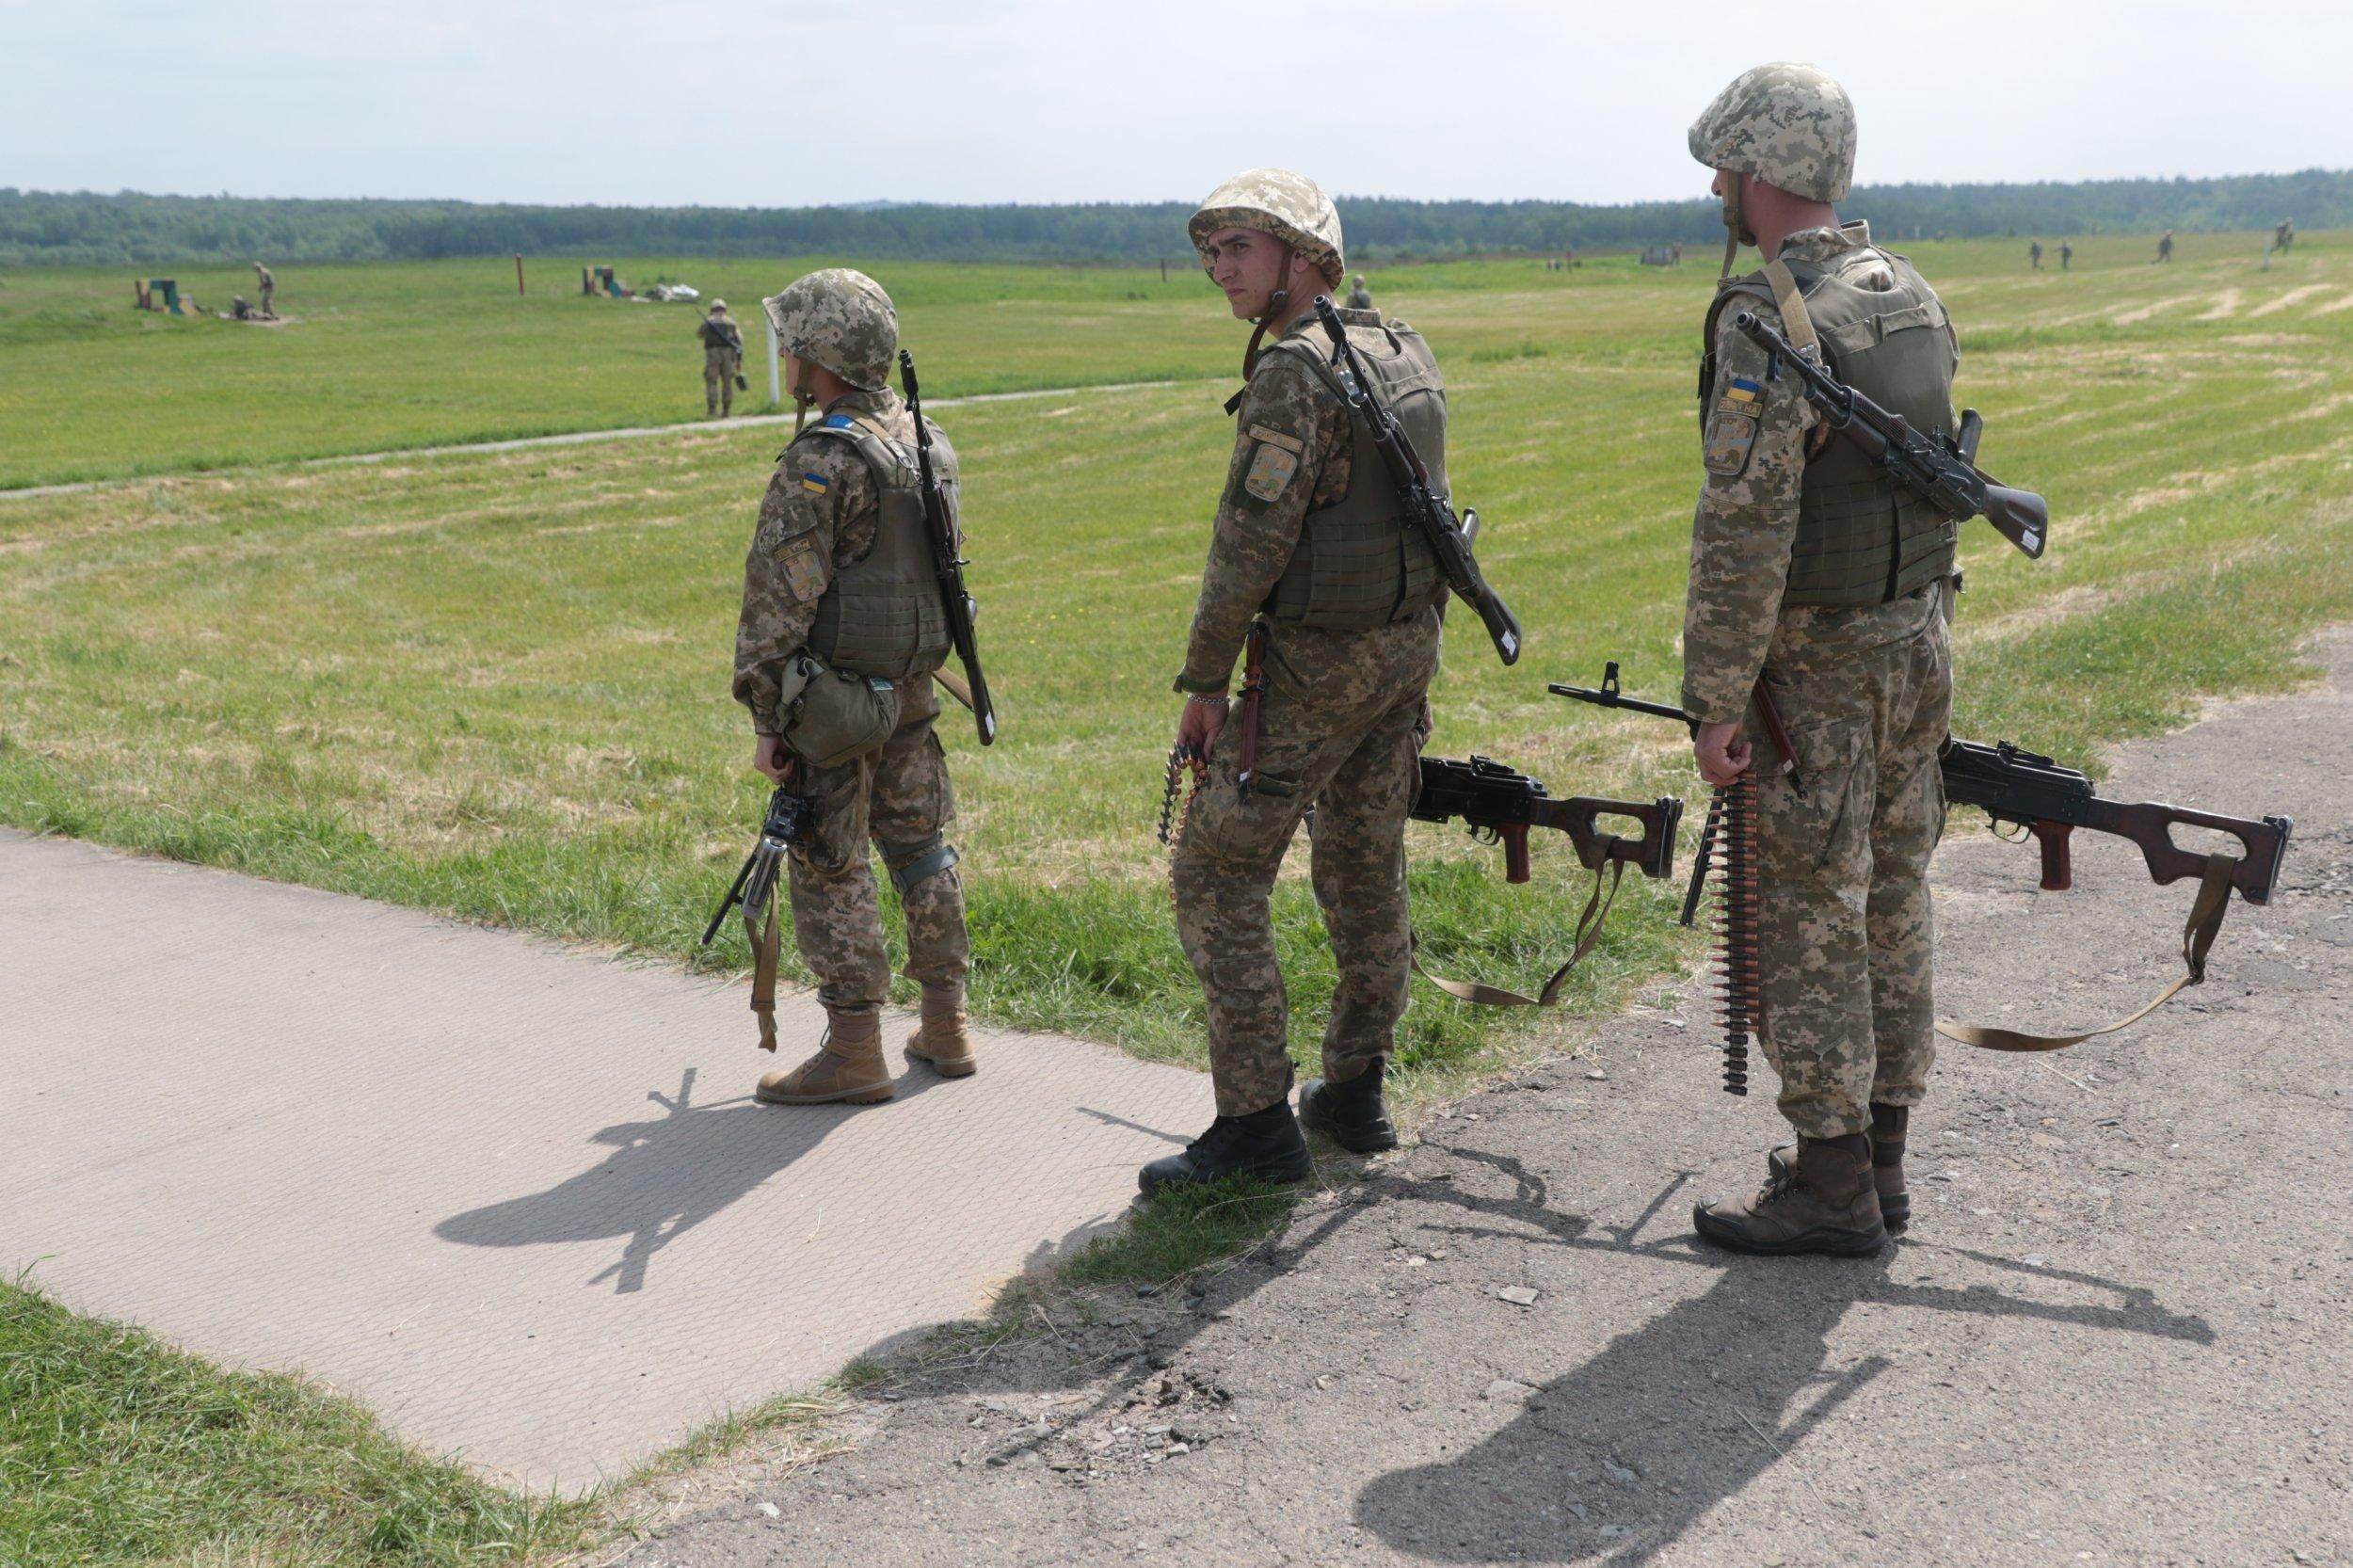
[1760,257,1836,457]
[1936,851,2236,1051]
[745,881,785,1052]
[1412,855,1629,1009]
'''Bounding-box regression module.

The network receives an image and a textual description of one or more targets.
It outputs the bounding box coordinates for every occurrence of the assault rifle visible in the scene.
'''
[1732,311,2050,561]
[898,349,998,745]
[1414,754,1682,885]
[1552,662,2294,908]
[699,784,808,948]
[1312,295,1524,664]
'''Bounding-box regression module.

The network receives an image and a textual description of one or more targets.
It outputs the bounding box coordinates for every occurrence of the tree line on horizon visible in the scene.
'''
[2,169,2345,268]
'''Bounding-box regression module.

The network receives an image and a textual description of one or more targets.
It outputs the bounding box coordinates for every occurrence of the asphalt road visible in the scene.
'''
[610,629,2350,1568]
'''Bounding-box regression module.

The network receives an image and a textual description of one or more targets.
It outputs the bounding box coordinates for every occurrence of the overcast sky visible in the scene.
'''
[8,1,2346,208]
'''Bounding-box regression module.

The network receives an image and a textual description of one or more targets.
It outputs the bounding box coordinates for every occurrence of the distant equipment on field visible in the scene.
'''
[135,279,184,314]
[1640,246,1683,268]
[584,265,632,298]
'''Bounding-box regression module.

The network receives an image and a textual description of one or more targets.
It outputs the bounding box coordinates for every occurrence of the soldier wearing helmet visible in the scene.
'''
[1140,168,1449,1195]
[1680,64,1961,1258]
[697,299,744,418]
[1346,272,1374,310]
[732,267,976,1106]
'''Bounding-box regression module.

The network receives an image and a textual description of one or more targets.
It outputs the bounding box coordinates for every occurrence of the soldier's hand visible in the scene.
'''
[1177,694,1229,758]
[1694,722,1753,788]
[753,733,790,782]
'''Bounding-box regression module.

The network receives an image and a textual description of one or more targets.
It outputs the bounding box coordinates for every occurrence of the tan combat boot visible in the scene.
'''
[1697,1132,1886,1256]
[756,1011,894,1106]
[904,984,977,1079]
[1768,1102,1911,1232]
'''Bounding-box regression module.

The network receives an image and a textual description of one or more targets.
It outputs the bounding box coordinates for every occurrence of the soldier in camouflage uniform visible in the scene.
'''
[1140,168,1449,1196]
[732,268,974,1107]
[2029,239,2043,270]
[1682,63,1960,1256]
[1346,272,1374,310]
[2156,230,2174,264]
[253,262,275,318]
[699,300,744,418]
[2059,238,2073,271]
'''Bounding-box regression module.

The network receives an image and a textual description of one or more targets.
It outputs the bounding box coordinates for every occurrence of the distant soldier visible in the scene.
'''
[733,269,975,1105]
[699,300,745,418]
[2059,238,2073,271]
[1140,168,1446,1196]
[1346,272,1374,310]
[2276,217,2295,254]
[253,262,275,317]
[1683,62,1960,1257]
[2028,239,2043,270]
[2155,230,2174,264]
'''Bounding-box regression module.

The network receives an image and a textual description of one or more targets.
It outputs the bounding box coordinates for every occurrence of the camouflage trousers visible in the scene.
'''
[705,346,741,414]
[1172,613,1440,1117]
[786,674,968,1016]
[1750,584,1952,1139]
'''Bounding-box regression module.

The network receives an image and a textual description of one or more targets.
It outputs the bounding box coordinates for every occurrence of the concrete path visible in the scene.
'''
[613,632,2352,1568]
[0,378,1200,502]
[0,836,1211,1492]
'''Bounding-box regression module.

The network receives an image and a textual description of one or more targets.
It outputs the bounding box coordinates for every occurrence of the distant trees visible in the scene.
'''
[4,172,2347,268]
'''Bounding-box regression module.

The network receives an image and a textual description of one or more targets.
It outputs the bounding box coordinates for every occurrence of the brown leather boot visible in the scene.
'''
[1769,1103,1911,1232]
[1697,1132,1887,1256]
[904,984,976,1079]
[756,1011,894,1105]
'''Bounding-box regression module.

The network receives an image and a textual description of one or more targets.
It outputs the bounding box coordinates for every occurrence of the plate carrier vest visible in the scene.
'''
[1704,244,1961,607]
[1259,317,1445,630]
[801,410,954,680]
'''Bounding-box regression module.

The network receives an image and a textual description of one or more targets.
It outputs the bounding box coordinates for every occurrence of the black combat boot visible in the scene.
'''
[1297,1061,1399,1153]
[1138,1102,1312,1198]
[1695,1132,1887,1256]
[1769,1102,1912,1232]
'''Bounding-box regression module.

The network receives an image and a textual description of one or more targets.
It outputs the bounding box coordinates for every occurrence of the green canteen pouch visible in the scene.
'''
[781,652,898,768]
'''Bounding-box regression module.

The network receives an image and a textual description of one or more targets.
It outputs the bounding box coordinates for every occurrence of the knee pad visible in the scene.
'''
[882,837,959,895]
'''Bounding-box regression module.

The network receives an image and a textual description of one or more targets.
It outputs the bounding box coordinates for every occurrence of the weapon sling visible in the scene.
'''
[1412,854,1630,1009]
[1935,850,2236,1051]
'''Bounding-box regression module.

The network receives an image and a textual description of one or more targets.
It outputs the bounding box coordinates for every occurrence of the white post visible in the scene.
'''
[768,314,781,410]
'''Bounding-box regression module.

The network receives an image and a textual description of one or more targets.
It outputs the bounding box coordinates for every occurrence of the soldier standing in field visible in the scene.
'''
[253,262,275,318]
[2059,238,2073,271]
[2275,217,2295,254]
[2156,230,2174,264]
[1682,63,1960,1256]
[1141,168,1449,1195]
[1346,272,1374,310]
[699,299,745,418]
[2028,239,2043,270]
[732,268,974,1105]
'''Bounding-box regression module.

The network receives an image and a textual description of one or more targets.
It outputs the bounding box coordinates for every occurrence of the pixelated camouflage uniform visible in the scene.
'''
[1682,221,1955,1142]
[1171,307,1443,1119]
[733,386,968,1016]
[254,264,274,316]
[699,312,744,416]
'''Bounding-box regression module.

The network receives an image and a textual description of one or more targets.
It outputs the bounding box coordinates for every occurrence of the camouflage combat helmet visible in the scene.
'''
[1188,168,1346,286]
[1688,62,1856,203]
[762,268,897,392]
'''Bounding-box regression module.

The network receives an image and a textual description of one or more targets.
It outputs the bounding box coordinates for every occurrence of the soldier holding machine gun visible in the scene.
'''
[1144,168,1516,1196]
[1677,63,1980,1257]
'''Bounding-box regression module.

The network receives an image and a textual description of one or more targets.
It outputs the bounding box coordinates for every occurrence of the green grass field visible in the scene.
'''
[5,229,2353,1563]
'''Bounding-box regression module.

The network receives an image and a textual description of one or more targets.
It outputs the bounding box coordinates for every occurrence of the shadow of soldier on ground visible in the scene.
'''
[437,1065,937,1293]
[1355,1146,2216,1564]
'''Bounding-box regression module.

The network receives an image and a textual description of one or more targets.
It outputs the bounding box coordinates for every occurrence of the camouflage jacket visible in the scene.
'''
[1679,223,1873,724]
[699,316,743,352]
[1176,308,1373,693]
[732,388,907,733]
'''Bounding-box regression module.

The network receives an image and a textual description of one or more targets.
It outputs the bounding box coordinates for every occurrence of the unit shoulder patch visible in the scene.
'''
[774,536,826,603]
[1703,409,1759,479]
[1242,440,1301,503]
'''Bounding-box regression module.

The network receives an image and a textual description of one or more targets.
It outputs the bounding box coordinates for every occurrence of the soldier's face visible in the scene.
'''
[1205,227,1288,320]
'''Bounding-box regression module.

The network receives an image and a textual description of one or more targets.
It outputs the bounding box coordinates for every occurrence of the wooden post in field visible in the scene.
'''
[514,253,526,296]
[768,312,782,409]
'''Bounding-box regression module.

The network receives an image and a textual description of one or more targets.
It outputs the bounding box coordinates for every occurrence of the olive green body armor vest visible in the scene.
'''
[802,413,954,680]
[1706,247,1961,607]
[1259,318,1444,630]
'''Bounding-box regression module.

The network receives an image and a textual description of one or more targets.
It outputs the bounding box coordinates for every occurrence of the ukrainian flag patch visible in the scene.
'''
[800,472,829,494]
[825,413,856,429]
[1723,376,1761,405]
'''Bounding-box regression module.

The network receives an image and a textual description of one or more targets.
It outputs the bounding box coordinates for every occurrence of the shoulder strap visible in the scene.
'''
[1760,258,1822,360]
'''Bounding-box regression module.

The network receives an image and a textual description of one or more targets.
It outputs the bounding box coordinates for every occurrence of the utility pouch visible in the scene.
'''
[776,651,899,768]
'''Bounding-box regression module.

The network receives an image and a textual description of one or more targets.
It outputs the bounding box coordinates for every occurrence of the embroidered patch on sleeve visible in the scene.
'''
[775,536,826,602]
[799,472,830,494]
[1703,410,1759,478]
[1719,376,1761,408]
[1242,441,1300,504]
[1244,424,1305,455]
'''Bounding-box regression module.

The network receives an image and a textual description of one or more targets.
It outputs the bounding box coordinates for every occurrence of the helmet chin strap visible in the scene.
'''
[788,355,816,437]
[1242,241,1298,380]
[1719,174,1744,279]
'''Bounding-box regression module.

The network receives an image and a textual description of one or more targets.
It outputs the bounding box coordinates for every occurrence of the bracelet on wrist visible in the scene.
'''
[1186,691,1230,706]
